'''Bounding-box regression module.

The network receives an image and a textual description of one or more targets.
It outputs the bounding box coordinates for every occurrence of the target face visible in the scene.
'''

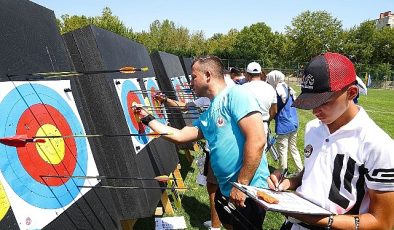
[0,81,98,229]
[179,75,192,93]
[179,75,194,102]
[0,82,88,208]
[171,77,186,103]
[144,78,167,124]
[114,79,152,153]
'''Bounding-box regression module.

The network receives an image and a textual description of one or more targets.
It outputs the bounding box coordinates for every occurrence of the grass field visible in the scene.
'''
[134,88,394,230]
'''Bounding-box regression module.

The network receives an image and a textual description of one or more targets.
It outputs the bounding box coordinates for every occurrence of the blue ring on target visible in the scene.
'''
[0,83,88,209]
[146,79,166,124]
[120,80,150,144]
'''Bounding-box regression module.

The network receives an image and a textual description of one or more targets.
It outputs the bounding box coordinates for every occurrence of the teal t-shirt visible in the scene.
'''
[193,85,269,196]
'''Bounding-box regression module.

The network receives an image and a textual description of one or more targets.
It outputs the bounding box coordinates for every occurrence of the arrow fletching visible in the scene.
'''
[119,66,149,73]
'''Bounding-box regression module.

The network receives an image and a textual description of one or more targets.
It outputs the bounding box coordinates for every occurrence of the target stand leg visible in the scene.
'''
[159,164,186,215]
[160,192,175,216]
[183,149,194,163]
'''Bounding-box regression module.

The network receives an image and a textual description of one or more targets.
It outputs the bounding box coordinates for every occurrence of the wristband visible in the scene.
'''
[326,215,334,230]
[141,114,156,125]
[354,216,360,230]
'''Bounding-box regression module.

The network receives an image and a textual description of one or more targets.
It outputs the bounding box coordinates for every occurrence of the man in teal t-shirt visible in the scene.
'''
[193,85,269,197]
[134,55,268,230]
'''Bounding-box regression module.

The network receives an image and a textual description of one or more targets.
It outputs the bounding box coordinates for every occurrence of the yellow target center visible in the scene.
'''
[0,182,10,221]
[35,124,65,165]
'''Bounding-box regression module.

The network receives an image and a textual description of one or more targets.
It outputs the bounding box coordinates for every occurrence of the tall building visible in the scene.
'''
[376,11,394,29]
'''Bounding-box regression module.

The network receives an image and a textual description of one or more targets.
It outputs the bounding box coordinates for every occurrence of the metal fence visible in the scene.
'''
[221,58,394,90]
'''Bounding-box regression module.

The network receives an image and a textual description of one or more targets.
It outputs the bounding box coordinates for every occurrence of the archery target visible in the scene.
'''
[170,77,186,103]
[179,75,195,102]
[114,78,152,153]
[171,77,194,103]
[143,77,168,125]
[179,76,192,94]
[0,81,98,229]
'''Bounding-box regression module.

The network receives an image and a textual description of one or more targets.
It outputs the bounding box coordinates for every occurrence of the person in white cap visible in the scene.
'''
[267,52,394,230]
[243,62,277,135]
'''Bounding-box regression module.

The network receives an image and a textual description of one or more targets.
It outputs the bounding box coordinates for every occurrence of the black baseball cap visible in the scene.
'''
[292,52,356,110]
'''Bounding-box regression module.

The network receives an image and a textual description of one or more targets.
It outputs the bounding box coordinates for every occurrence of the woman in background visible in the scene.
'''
[266,70,303,173]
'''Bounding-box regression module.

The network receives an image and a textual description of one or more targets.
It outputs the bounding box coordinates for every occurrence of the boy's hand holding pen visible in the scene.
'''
[267,168,289,191]
[275,168,288,191]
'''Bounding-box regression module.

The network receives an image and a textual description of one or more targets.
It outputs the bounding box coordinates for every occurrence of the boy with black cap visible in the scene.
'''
[267,52,394,229]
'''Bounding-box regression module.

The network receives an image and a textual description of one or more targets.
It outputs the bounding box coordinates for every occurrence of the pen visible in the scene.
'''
[275,168,288,191]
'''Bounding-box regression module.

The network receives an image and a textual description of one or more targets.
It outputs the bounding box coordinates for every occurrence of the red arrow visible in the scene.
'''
[0,134,45,147]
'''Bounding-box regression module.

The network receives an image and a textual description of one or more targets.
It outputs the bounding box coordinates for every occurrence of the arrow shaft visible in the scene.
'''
[138,105,209,110]
[33,132,171,139]
[7,67,148,79]
[41,175,176,181]
[78,185,189,190]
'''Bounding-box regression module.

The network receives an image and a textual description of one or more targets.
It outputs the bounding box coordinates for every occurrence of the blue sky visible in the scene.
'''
[31,0,392,38]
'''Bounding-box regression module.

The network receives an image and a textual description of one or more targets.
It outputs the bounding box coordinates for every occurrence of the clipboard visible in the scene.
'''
[232,182,333,216]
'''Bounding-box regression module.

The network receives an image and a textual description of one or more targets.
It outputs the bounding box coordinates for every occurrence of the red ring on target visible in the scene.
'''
[175,84,186,103]
[149,87,164,118]
[126,91,146,134]
[16,104,77,186]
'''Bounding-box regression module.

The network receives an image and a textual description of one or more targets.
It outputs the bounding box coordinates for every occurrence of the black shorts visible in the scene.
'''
[203,151,218,184]
[214,188,265,230]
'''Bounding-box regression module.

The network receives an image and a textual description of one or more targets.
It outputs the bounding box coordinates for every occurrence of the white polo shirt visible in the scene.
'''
[242,81,277,133]
[296,106,394,216]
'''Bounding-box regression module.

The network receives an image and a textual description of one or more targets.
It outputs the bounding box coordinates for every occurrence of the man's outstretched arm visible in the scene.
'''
[134,105,203,144]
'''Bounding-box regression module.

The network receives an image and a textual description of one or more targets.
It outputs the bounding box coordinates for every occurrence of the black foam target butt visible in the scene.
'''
[0,208,19,230]
[44,189,120,230]
[179,57,193,83]
[0,1,121,229]
[0,0,73,81]
[64,25,179,218]
[150,51,196,150]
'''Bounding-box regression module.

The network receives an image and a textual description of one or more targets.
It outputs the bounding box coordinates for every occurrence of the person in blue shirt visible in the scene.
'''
[134,55,269,230]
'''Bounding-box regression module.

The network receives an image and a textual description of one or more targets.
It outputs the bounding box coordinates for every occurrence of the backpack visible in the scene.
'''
[275,86,299,135]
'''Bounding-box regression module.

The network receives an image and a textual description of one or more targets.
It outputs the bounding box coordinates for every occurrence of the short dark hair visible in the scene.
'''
[192,55,224,77]
[230,67,241,75]
[247,72,261,78]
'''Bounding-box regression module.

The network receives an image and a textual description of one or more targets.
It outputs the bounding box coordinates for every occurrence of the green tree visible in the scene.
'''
[206,29,239,59]
[233,22,275,67]
[134,19,208,56]
[269,32,295,68]
[187,30,207,56]
[58,7,133,39]
[59,14,94,34]
[135,20,184,54]
[342,21,377,66]
[374,27,394,65]
[285,11,343,63]
[93,7,133,38]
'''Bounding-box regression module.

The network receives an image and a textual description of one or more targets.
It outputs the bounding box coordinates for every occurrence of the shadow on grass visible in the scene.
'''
[133,216,155,229]
[177,150,195,179]
[181,195,211,229]
[133,194,211,229]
